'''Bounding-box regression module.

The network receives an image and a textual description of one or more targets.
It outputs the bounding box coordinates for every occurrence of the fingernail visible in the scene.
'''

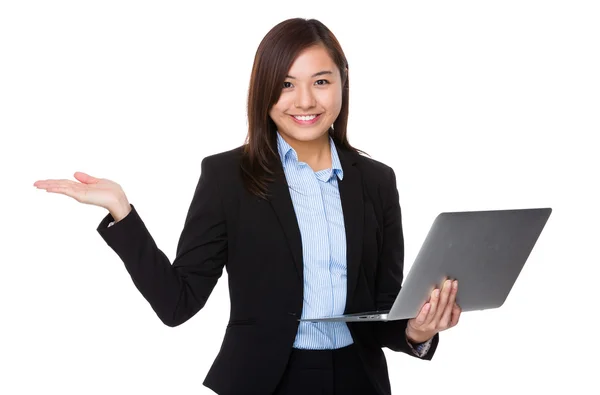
[453,280,458,288]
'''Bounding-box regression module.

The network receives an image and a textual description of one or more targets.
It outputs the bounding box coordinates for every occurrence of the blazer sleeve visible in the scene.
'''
[96,156,227,327]
[370,167,439,359]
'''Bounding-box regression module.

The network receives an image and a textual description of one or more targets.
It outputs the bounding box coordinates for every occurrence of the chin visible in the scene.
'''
[283,127,329,142]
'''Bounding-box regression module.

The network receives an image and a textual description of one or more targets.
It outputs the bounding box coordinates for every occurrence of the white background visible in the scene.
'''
[2,1,599,394]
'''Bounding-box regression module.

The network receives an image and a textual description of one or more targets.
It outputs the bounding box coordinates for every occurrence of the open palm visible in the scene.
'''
[33,171,125,210]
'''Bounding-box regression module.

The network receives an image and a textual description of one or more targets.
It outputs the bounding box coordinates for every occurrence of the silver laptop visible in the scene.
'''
[300,207,552,322]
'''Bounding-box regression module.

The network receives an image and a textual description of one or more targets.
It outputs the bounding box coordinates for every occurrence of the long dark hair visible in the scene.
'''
[241,18,365,199]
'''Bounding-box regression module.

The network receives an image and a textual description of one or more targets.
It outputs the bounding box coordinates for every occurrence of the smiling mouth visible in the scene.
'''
[290,114,322,125]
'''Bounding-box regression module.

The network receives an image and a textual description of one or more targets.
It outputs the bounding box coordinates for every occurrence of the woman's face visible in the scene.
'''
[269,45,343,146]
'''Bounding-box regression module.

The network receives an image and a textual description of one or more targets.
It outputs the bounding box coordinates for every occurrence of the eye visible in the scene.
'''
[283,81,293,89]
[315,79,329,86]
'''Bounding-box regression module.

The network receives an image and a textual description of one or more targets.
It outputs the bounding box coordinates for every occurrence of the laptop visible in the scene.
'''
[299,207,552,322]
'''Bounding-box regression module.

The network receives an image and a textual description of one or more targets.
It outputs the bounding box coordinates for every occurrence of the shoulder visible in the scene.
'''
[202,145,245,166]
[349,150,397,188]
[199,145,245,175]
[356,153,394,176]
[339,148,400,207]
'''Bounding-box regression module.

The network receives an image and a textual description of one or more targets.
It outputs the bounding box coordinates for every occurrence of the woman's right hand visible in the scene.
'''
[33,171,132,221]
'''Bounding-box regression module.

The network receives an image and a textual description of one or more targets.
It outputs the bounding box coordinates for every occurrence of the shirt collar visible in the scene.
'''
[276,131,344,180]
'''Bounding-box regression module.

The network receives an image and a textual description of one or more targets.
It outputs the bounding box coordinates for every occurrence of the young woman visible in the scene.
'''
[34,18,460,395]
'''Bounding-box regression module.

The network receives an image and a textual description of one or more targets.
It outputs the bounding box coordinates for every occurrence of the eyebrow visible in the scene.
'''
[285,70,333,79]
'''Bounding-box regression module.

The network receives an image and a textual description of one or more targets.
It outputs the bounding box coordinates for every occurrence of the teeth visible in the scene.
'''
[294,115,318,121]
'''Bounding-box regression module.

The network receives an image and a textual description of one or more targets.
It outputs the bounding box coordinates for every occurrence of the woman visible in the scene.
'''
[34,18,460,395]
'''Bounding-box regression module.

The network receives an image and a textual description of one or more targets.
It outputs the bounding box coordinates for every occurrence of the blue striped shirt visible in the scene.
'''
[276,131,354,350]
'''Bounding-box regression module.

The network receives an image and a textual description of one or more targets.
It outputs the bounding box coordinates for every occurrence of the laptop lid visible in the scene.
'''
[387,208,552,320]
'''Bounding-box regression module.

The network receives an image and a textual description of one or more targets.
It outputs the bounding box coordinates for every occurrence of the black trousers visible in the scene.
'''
[272,344,379,395]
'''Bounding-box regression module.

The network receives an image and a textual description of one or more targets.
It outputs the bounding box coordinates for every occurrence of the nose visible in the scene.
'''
[294,85,316,110]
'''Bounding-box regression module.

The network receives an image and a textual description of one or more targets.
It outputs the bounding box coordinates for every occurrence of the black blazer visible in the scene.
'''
[97,142,439,395]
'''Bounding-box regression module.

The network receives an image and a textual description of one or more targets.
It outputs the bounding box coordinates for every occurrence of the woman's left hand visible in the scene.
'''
[406,279,461,343]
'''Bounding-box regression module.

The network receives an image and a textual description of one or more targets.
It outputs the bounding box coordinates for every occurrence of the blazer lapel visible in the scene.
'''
[336,146,364,311]
[267,164,304,281]
[266,142,365,307]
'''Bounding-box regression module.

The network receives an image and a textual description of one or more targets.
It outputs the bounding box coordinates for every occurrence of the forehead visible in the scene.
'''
[287,45,339,78]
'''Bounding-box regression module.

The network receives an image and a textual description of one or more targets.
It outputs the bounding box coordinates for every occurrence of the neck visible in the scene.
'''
[285,132,332,171]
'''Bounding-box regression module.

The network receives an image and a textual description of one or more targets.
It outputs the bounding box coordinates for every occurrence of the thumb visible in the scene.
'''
[74,171,100,184]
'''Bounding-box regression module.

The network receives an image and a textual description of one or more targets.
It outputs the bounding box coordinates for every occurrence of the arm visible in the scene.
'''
[97,157,227,327]
[370,167,439,359]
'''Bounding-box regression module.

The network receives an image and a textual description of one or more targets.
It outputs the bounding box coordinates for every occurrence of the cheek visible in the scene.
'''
[322,92,342,117]
[271,96,293,119]
[318,86,341,107]
[334,95,343,114]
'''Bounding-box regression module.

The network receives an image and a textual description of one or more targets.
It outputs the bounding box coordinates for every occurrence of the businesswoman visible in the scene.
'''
[34,18,461,395]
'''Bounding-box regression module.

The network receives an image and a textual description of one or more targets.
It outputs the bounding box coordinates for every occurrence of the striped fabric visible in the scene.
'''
[106,131,431,355]
[276,131,354,350]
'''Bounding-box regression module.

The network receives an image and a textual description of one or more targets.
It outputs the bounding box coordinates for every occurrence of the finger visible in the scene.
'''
[34,179,80,189]
[41,181,90,201]
[33,174,96,188]
[450,303,461,327]
[433,279,452,324]
[439,280,458,328]
[424,288,440,325]
[43,184,81,200]
[34,179,59,187]
[43,185,72,197]
[413,302,431,326]
[74,172,100,184]
[34,178,77,186]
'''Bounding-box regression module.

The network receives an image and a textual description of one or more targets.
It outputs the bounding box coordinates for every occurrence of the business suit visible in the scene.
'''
[97,140,440,395]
